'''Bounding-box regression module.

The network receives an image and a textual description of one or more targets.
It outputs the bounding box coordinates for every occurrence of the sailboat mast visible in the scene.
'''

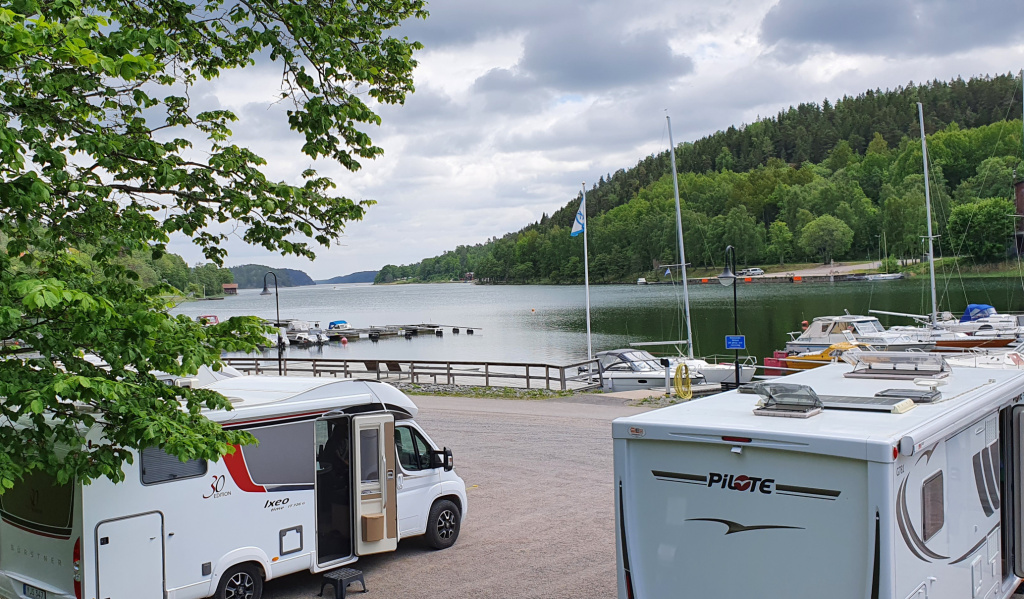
[917,102,939,326]
[667,115,694,359]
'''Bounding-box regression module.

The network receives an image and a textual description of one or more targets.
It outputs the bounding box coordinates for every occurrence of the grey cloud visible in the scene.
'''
[395,0,581,48]
[518,26,694,92]
[760,0,1024,61]
[471,25,694,97]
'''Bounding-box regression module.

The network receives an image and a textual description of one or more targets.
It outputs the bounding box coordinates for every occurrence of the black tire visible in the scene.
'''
[215,563,263,599]
[425,499,461,550]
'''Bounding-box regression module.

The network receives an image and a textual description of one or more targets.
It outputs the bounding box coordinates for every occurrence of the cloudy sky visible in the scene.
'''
[168,0,1024,280]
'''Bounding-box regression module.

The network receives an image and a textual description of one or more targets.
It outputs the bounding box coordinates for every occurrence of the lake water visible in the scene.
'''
[170,278,1024,365]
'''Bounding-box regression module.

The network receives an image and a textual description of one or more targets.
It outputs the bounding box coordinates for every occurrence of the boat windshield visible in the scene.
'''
[854,320,885,334]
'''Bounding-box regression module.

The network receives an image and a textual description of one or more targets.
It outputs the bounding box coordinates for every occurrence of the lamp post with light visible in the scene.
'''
[260,271,282,375]
[717,245,740,387]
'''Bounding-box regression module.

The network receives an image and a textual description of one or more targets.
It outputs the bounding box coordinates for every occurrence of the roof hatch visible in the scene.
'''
[841,350,950,380]
[752,383,824,419]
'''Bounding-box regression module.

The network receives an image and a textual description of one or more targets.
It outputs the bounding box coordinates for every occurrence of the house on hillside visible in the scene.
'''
[222,283,238,295]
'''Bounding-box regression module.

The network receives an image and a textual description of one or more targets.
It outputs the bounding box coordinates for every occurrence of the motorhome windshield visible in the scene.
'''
[0,470,74,537]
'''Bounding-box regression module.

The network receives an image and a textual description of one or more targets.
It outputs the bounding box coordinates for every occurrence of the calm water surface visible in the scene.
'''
[171,279,1024,365]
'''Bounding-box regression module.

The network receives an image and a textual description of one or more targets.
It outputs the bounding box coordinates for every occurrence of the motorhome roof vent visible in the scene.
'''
[841,351,949,380]
[751,383,823,419]
[874,388,941,404]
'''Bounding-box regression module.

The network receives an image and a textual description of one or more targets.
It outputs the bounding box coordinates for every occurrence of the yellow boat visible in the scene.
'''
[784,341,875,371]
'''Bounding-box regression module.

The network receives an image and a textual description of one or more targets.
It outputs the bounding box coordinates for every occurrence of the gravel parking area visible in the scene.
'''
[263,395,647,599]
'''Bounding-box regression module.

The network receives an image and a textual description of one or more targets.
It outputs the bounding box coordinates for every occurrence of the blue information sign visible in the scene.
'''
[725,335,746,350]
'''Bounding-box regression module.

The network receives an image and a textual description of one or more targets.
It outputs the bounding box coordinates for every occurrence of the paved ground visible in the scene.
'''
[263,395,648,599]
[762,260,881,278]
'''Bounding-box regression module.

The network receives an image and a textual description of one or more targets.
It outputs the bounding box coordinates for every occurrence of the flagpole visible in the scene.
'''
[581,183,593,361]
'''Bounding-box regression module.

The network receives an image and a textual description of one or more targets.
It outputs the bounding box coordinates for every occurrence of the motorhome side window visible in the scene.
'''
[140,447,207,485]
[396,426,432,471]
[922,471,944,541]
[241,421,316,486]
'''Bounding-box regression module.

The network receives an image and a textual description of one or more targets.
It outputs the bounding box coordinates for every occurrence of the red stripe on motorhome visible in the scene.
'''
[223,446,266,493]
[226,410,329,428]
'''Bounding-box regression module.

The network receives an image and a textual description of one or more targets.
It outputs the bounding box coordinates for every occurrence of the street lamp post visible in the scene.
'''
[717,245,740,387]
[261,271,282,375]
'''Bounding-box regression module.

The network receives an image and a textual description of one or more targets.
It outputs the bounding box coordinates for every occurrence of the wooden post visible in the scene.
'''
[545,365,550,390]
[560,366,566,391]
[525,365,530,389]
[447,362,452,385]
[376,363,380,381]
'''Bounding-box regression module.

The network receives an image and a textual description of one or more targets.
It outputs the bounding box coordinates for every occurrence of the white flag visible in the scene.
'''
[570,197,585,237]
[665,268,671,276]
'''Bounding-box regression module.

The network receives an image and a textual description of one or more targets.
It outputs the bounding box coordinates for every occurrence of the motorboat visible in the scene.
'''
[325,320,355,341]
[594,349,704,392]
[668,355,755,384]
[944,341,1024,370]
[873,304,1021,350]
[785,314,934,353]
[780,341,875,371]
[862,273,903,281]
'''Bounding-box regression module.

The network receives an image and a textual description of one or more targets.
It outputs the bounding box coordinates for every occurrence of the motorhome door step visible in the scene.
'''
[319,568,367,599]
[818,394,916,414]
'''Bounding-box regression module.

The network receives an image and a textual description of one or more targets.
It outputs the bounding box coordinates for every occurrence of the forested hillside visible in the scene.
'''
[229,264,315,287]
[376,74,1024,284]
[317,270,379,284]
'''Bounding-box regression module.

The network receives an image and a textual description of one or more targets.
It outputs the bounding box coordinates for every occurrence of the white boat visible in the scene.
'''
[629,341,756,384]
[944,342,1024,370]
[785,314,934,353]
[862,272,903,281]
[636,278,648,285]
[670,356,755,384]
[594,349,704,392]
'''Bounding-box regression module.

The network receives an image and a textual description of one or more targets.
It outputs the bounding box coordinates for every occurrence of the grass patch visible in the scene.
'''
[398,383,577,400]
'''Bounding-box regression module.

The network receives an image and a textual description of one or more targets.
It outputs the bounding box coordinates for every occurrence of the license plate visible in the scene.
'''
[22,584,45,599]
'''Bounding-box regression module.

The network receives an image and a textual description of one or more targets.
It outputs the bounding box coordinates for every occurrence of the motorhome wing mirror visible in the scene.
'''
[430,448,454,471]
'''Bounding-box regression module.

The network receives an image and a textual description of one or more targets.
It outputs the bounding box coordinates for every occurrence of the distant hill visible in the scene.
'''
[229,264,315,288]
[317,270,378,284]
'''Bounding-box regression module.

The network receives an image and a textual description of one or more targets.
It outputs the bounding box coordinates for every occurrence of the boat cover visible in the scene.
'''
[329,320,349,327]
[961,304,996,322]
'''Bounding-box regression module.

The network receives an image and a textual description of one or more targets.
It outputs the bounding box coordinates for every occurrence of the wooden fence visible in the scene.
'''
[222,356,603,391]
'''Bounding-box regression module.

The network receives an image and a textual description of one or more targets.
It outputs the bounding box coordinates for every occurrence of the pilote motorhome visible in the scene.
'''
[614,353,1024,599]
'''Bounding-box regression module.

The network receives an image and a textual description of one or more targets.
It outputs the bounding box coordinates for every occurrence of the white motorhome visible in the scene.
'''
[0,376,467,599]
[614,354,1024,599]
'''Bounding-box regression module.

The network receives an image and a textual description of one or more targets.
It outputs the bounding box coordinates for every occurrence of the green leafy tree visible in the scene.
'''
[0,0,425,487]
[947,198,1014,261]
[799,215,854,263]
[766,220,794,265]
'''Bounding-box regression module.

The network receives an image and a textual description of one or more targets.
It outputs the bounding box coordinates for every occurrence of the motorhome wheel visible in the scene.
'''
[216,563,263,599]
[426,499,461,550]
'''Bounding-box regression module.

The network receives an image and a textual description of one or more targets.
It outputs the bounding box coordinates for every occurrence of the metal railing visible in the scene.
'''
[222,356,603,391]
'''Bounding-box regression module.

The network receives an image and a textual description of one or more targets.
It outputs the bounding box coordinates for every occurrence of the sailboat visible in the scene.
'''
[872,102,1020,350]
[656,115,754,384]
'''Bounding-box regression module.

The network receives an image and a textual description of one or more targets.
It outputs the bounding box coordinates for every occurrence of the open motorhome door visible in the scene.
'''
[1011,405,1024,577]
[353,413,398,556]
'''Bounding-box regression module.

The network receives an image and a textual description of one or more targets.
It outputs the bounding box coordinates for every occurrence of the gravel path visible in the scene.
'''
[263,395,647,599]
